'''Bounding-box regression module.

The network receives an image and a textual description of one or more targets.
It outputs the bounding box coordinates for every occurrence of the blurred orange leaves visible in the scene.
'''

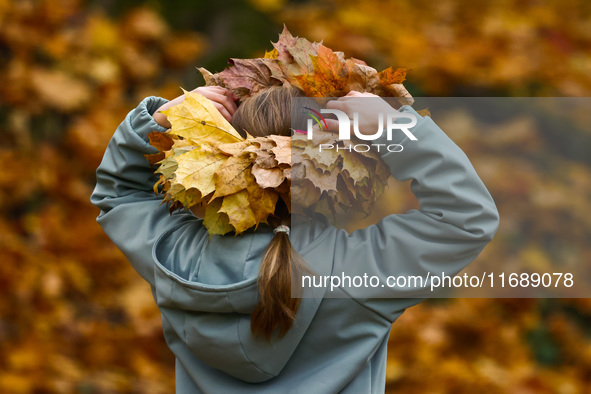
[0,1,206,392]
[2,0,591,392]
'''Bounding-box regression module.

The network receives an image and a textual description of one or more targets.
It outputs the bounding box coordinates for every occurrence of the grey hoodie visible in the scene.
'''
[91,96,499,393]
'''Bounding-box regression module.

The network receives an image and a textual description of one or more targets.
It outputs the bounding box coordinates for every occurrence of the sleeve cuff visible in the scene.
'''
[129,96,170,142]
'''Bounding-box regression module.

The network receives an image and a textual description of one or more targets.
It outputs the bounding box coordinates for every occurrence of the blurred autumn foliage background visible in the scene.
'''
[1,0,591,392]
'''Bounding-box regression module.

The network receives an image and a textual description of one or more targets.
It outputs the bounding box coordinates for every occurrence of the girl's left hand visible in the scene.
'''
[153,86,238,128]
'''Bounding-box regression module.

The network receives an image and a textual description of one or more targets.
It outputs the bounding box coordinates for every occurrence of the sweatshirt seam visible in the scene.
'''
[330,236,394,323]
[352,295,405,323]
[236,318,276,378]
[153,223,260,291]
[296,224,332,257]
[152,221,334,292]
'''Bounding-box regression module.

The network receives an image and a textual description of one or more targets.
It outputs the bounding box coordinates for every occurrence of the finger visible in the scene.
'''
[193,87,216,101]
[193,86,229,101]
[205,91,237,116]
[164,94,187,109]
[208,86,232,97]
[220,87,239,102]
[195,89,230,108]
[193,85,222,93]
[153,110,171,129]
[325,99,343,109]
[345,91,378,98]
[219,90,238,113]
[191,86,207,95]
[335,95,358,103]
[325,118,340,131]
[206,86,238,100]
[214,102,233,123]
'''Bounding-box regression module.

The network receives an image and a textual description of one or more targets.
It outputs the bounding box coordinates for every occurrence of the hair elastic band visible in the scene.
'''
[273,225,290,235]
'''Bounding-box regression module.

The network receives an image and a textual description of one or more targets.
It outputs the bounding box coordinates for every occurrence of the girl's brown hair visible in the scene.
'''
[231,85,308,340]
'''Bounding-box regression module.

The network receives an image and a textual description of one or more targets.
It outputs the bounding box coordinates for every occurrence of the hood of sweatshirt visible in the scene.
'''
[150,214,333,383]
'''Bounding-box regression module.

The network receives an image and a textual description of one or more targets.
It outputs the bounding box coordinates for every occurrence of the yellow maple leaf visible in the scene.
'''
[173,143,227,198]
[161,89,243,143]
[264,48,278,59]
[219,190,257,234]
[203,197,234,237]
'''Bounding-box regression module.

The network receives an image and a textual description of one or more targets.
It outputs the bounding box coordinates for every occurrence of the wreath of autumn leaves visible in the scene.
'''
[146,27,414,237]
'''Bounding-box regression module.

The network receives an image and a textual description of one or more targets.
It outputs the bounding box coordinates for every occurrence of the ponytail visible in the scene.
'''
[251,223,306,340]
[234,85,312,339]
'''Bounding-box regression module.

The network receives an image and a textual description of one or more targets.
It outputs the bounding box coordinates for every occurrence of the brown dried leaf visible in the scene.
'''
[302,159,338,194]
[212,155,253,199]
[379,67,408,85]
[268,135,291,165]
[252,163,285,188]
[247,176,278,226]
[216,58,282,97]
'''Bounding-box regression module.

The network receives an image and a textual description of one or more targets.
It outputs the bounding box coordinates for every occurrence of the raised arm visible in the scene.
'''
[90,96,204,287]
[326,95,500,320]
[91,85,239,287]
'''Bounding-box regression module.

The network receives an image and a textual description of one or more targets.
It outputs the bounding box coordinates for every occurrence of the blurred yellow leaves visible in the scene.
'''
[164,32,207,67]
[31,68,91,111]
[247,0,286,13]
[86,15,119,53]
[2,0,591,393]
[0,2,206,392]
[377,104,591,392]
[280,0,591,96]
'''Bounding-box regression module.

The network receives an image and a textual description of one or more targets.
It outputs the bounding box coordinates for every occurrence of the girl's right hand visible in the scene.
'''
[324,90,394,135]
[153,86,238,128]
